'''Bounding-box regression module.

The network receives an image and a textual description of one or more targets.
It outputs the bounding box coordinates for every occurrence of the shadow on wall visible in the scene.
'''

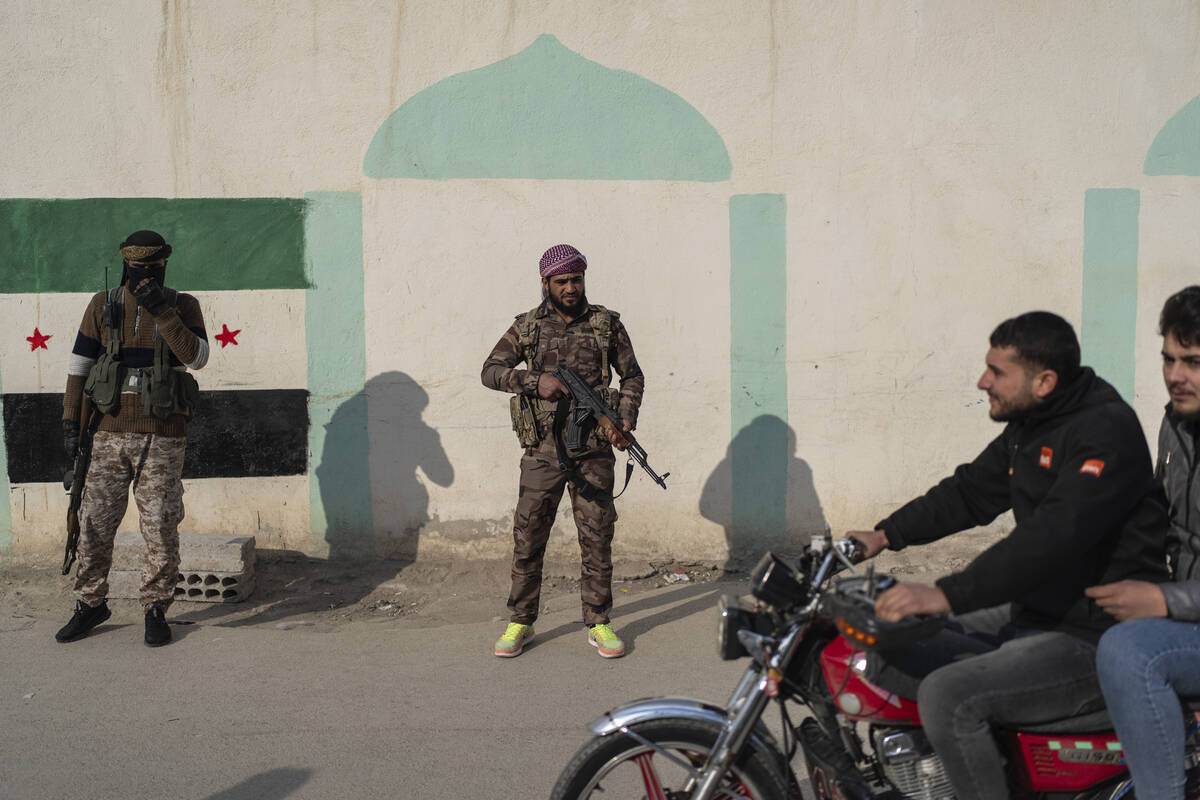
[201,768,312,800]
[178,372,454,628]
[317,370,454,561]
[362,370,454,560]
[699,414,826,571]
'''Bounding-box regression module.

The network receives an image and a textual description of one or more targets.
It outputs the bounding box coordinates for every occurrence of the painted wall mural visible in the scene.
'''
[1081,91,1200,403]
[0,194,368,554]
[2,23,1195,560]
[364,35,731,181]
[364,35,797,554]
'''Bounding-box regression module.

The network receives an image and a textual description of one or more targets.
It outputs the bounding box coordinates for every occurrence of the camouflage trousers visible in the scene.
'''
[508,445,617,626]
[74,432,187,612]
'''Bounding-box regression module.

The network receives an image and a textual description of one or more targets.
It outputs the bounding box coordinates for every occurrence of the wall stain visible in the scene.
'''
[768,0,779,158]
[388,0,406,114]
[502,0,517,54]
[158,0,191,196]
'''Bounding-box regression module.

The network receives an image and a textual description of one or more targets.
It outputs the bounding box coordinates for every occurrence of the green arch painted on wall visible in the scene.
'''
[1145,94,1200,175]
[364,34,731,181]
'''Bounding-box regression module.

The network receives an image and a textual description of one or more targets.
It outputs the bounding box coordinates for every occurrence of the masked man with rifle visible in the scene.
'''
[482,244,645,659]
[57,230,208,647]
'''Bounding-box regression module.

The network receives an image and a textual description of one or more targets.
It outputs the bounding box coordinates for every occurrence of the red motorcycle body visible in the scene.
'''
[818,636,1128,794]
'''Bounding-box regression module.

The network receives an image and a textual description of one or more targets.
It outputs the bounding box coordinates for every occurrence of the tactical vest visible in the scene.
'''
[83,286,200,420]
[516,304,614,387]
[509,304,619,448]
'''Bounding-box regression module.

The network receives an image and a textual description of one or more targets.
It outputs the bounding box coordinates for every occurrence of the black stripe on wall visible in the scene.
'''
[2,390,309,483]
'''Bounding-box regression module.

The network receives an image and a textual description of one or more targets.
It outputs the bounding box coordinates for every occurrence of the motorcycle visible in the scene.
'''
[550,535,1200,799]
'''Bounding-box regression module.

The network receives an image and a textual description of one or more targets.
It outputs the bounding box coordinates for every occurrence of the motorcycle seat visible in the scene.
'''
[1015,696,1200,735]
[1016,709,1113,734]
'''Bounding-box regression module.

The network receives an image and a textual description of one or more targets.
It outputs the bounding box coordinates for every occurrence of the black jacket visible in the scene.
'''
[877,368,1169,642]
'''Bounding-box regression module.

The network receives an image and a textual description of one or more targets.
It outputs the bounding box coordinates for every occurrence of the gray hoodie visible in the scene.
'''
[1157,407,1200,619]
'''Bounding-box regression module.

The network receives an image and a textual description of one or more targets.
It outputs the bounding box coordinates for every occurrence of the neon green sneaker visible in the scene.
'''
[494,622,534,657]
[587,623,625,658]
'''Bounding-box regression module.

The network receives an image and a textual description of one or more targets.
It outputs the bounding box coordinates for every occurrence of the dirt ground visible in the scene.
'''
[0,532,995,632]
[0,552,736,632]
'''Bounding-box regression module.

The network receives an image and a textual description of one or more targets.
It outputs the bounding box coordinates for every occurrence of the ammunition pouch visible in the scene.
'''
[83,351,126,415]
[140,367,199,420]
[510,394,541,448]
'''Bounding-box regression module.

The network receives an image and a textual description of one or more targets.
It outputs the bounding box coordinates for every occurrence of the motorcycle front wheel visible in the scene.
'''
[550,717,790,800]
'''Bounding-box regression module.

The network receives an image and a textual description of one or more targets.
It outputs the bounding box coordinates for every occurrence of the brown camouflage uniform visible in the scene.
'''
[75,433,188,611]
[64,282,207,613]
[482,301,644,625]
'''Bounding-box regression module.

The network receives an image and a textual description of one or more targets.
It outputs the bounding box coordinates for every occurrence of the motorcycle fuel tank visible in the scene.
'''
[819,636,921,724]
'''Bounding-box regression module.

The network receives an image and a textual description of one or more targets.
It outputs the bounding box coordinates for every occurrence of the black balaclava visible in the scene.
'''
[118,229,172,286]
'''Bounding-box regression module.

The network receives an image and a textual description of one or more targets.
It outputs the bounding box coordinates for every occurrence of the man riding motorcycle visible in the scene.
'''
[847,311,1168,800]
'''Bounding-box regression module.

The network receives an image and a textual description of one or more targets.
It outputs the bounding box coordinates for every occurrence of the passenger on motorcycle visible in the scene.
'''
[847,311,1169,800]
[1087,285,1200,800]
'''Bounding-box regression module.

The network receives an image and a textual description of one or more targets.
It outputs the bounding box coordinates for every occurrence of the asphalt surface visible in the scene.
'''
[0,579,794,800]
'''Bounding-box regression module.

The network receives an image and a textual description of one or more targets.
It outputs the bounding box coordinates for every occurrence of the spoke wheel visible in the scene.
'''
[551,718,789,800]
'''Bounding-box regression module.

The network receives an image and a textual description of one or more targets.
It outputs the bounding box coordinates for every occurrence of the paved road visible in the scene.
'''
[0,579,801,800]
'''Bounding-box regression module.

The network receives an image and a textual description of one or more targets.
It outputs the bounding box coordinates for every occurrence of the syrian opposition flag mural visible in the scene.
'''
[0,195,368,554]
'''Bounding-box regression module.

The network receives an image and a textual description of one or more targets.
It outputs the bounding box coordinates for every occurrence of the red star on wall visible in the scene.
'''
[26,327,51,351]
[215,323,241,348]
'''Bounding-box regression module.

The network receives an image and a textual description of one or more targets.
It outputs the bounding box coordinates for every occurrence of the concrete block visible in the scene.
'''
[106,532,256,603]
[111,531,255,573]
[108,567,255,603]
[174,568,255,603]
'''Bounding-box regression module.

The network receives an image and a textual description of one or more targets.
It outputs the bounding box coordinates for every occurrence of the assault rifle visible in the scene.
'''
[62,402,102,575]
[551,367,669,491]
[63,265,112,575]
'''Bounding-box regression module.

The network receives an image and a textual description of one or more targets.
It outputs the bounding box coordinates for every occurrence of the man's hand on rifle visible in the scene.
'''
[599,418,632,451]
[62,419,79,462]
[537,372,569,400]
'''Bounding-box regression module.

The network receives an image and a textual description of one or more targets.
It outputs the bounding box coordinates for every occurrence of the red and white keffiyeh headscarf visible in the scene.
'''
[539,244,587,278]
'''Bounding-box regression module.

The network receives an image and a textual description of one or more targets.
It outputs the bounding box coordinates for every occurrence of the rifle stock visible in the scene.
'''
[551,367,669,491]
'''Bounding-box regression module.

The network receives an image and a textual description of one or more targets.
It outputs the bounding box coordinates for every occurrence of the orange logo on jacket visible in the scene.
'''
[1080,459,1106,477]
[1039,447,1053,469]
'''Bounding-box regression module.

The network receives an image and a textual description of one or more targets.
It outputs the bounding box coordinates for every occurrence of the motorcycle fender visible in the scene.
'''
[587,697,783,756]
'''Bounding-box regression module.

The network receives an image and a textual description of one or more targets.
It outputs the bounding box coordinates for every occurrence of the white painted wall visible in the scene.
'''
[3,1,1200,560]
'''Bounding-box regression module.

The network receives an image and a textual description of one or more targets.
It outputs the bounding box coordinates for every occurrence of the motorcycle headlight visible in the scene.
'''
[749,552,806,610]
[716,594,753,660]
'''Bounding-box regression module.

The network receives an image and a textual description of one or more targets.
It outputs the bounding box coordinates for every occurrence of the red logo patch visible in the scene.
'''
[1080,459,1106,477]
[1039,447,1053,469]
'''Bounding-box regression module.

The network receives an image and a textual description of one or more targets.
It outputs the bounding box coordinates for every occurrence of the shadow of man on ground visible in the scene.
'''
[529,581,735,655]
[201,768,312,800]
[699,414,826,573]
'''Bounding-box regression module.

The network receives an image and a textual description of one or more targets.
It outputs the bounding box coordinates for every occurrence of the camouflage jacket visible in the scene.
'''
[481,300,645,431]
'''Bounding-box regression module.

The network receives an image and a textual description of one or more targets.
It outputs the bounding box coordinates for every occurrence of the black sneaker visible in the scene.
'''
[144,607,172,647]
[55,600,111,643]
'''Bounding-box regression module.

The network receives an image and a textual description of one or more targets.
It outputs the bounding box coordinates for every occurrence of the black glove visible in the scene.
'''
[132,278,171,316]
[63,419,79,461]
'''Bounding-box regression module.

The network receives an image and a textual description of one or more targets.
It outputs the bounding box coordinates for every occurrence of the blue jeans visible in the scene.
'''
[1096,618,1200,800]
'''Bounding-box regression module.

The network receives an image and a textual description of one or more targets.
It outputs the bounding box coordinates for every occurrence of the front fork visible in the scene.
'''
[682,664,773,800]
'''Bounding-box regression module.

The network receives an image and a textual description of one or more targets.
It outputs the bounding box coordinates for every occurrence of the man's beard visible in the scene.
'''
[988,393,1038,422]
[549,290,587,317]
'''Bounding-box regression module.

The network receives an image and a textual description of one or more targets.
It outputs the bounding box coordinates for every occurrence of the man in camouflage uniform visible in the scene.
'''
[56,230,209,647]
[482,244,644,658]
